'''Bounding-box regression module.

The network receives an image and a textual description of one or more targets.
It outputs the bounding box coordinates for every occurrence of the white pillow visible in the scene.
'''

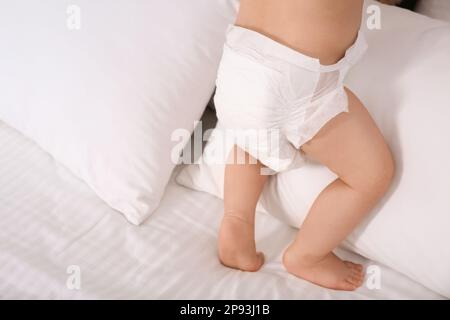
[176,2,450,297]
[417,0,450,22]
[0,0,238,225]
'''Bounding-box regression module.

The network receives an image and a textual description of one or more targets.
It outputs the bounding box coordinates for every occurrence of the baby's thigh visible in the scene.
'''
[300,88,395,194]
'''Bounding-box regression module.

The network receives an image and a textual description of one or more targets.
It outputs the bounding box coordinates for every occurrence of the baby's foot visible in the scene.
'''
[283,247,364,291]
[218,214,264,272]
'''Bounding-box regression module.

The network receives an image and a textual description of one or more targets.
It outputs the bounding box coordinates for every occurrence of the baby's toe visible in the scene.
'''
[344,261,365,289]
[347,262,364,276]
[352,268,364,279]
[341,280,358,291]
[344,261,363,270]
[346,275,363,288]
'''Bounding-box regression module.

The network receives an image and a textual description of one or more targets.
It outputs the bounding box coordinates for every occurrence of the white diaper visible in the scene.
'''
[214,24,368,173]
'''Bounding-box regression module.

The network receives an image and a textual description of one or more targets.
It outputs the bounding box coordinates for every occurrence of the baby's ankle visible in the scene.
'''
[223,210,254,226]
[283,246,325,268]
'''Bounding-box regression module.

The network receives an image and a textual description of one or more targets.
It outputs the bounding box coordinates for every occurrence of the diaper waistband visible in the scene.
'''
[225,24,368,73]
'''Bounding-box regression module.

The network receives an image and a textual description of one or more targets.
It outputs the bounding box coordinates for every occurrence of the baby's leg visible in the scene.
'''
[218,145,267,272]
[283,88,395,290]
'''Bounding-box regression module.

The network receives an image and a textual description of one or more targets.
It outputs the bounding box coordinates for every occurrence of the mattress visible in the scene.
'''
[0,120,443,299]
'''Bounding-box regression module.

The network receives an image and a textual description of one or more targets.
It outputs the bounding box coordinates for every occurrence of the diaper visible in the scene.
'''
[214,24,368,173]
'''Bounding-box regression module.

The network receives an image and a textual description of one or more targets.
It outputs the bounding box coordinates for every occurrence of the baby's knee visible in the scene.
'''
[358,150,395,199]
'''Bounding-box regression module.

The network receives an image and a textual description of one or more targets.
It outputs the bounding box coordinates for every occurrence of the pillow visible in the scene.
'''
[176,1,450,297]
[417,0,450,22]
[0,0,238,225]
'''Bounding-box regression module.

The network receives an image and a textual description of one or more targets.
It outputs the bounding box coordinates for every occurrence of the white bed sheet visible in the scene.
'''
[0,120,443,299]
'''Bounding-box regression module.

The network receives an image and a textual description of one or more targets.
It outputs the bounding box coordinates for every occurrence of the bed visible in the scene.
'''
[1,0,449,300]
[0,115,443,299]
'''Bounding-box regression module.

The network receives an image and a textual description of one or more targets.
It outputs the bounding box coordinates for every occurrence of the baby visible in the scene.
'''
[215,0,395,291]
